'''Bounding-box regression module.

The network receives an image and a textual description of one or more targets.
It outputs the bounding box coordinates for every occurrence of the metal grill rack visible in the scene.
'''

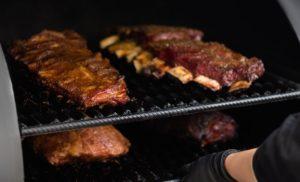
[23,102,296,181]
[0,0,299,181]
[4,50,300,137]
[23,123,241,182]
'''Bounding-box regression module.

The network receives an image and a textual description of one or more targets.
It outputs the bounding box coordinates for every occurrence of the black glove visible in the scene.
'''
[180,149,239,182]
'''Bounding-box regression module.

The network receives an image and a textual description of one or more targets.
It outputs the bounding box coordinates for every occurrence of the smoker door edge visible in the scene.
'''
[278,0,300,41]
[0,44,24,181]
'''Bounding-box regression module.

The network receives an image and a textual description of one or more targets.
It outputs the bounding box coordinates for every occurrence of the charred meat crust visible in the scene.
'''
[32,125,131,165]
[148,40,265,88]
[100,25,265,91]
[10,30,129,108]
[117,25,204,43]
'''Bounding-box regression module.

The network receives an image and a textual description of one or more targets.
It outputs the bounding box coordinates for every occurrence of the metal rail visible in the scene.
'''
[279,0,300,41]
[0,44,24,181]
[21,90,300,137]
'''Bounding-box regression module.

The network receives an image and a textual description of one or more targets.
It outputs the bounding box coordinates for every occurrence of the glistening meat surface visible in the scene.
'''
[149,40,265,89]
[11,30,129,108]
[101,25,265,91]
[32,125,131,165]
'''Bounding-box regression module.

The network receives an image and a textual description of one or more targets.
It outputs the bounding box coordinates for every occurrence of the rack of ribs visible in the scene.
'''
[117,25,204,42]
[147,112,237,147]
[32,125,131,165]
[100,25,265,92]
[10,30,129,108]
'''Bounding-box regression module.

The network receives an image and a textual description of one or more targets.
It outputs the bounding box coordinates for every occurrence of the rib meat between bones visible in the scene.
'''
[11,30,129,108]
[32,125,131,165]
[100,25,265,91]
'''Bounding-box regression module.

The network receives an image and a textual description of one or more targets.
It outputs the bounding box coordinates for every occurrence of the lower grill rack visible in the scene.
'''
[23,104,292,182]
[23,125,240,182]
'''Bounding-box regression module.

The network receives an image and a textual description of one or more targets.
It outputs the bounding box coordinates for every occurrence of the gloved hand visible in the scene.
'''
[180,149,239,182]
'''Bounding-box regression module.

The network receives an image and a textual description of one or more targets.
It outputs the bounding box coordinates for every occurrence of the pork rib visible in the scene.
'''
[11,30,129,108]
[32,125,131,165]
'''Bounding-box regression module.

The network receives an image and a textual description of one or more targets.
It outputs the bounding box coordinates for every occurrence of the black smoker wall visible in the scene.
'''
[0,0,299,77]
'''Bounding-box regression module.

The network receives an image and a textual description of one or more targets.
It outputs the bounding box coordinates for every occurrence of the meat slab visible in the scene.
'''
[149,40,264,91]
[100,25,265,91]
[11,30,129,108]
[148,112,237,147]
[32,125,131,165]
[118,25,204,42]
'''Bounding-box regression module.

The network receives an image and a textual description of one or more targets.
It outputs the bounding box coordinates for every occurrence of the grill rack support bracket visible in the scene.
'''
[0,44,24,181]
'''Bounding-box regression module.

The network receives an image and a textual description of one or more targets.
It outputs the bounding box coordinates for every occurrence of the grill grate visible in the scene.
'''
[23,103,292,182]
[4,49,300,137]
[23,124,241,182]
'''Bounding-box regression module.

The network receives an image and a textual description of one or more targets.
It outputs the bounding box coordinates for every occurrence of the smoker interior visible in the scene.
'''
[1,0,300,181]
[23,101,300,181]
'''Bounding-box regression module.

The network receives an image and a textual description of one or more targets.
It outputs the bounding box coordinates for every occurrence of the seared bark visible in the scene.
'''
[11,30,129,108]
[33,125,131,165]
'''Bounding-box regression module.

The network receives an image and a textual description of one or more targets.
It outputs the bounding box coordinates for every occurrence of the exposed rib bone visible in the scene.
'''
[132,51,153,73]
[194,75,221,91]
[100,35,119,49]
[167,66,193,84]
[228,81,251,92]
[149,58,170,78]
[126,47,142,62]
[108,41,137,58]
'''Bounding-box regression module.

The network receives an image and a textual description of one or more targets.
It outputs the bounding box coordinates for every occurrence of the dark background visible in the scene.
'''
[0,0,300,79]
